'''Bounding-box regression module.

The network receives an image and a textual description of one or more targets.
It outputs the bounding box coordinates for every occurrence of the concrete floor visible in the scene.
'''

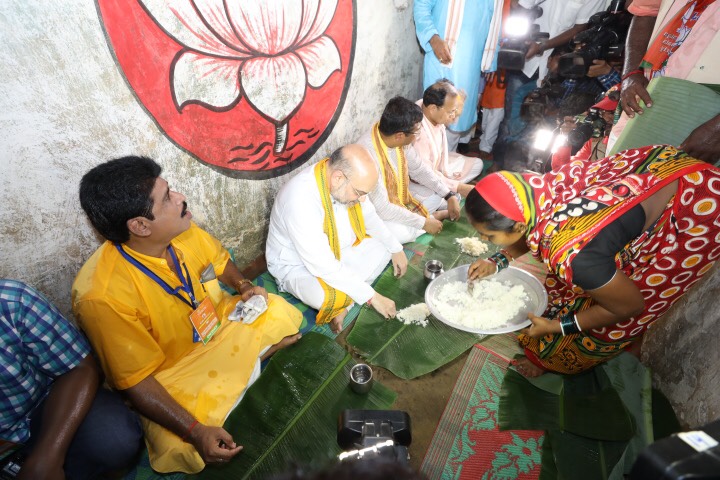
[337,329,472,471]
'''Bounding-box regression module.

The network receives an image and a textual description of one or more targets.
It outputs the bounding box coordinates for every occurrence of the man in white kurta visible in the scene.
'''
[410,80,483,210]
[357,97,460,245]
[267,145,406,334]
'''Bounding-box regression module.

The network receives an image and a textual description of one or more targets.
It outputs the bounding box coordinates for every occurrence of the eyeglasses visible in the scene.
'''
[342,173,369,200]
[404,126,422,137]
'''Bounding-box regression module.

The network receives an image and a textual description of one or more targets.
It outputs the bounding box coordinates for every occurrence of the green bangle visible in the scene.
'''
[488,252,510,271]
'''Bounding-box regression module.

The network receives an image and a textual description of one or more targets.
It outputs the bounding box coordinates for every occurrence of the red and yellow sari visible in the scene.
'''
[490,146,720,374]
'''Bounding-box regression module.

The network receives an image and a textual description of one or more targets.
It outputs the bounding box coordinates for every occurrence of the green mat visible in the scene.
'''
[498,353,681,479]
[346,212,498,379]
[608,76,720,164]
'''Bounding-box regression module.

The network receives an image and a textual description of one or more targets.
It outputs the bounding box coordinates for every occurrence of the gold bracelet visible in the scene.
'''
[236,279,253,293]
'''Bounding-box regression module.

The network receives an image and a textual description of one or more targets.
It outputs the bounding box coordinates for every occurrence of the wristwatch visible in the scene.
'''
[443,191,455,201]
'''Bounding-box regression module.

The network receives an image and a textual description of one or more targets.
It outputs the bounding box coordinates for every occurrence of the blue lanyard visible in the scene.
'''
[116,244,197,309]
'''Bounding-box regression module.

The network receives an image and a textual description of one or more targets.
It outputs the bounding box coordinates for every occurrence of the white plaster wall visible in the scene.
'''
[0,0,423,315]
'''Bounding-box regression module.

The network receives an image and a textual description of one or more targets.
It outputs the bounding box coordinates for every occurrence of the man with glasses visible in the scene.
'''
[357,96,459,245]
[411,80,483,211]
[267,145,407,334]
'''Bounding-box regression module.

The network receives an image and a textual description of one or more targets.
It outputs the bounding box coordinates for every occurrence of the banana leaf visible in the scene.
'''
[193,332,396,480]
[346,211,492,379]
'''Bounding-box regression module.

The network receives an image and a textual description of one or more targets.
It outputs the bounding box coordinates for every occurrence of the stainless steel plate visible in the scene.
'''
[424,265,547,334]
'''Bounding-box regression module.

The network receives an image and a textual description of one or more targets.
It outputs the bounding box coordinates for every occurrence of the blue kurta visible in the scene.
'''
[414,0,497,132]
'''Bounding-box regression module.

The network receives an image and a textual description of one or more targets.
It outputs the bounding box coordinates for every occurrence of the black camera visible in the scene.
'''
[520,83,566,122]
[337,410,411,465]
[497,6,549,70]
[567,109,608,153]
[558,0,631,78]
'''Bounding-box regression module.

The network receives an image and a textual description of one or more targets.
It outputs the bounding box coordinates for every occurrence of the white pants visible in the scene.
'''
[446,127,474,152]
[279,238,391,309]
[479,107,504,153]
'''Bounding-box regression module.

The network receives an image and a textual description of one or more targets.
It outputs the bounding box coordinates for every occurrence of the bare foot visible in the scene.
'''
[433,210,450,221]
[329,309,348,334]
[512,356,545,378]
[261,332,302,361]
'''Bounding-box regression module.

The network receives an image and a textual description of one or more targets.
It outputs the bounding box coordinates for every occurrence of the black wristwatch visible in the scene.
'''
[443,191,455,201]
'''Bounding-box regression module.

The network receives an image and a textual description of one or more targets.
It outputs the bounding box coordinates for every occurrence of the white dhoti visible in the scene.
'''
[277,237,392,309]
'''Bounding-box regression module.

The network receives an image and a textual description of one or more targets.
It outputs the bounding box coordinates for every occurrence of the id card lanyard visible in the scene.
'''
[116,244,197,309]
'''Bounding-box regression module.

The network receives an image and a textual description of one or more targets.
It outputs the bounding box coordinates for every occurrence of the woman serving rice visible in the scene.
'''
[465,145,720,377]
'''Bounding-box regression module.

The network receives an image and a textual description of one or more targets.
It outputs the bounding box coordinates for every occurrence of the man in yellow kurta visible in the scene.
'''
[72,156,301,474]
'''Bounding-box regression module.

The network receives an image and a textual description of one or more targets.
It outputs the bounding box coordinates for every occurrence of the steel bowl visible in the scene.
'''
[425,265,547,334]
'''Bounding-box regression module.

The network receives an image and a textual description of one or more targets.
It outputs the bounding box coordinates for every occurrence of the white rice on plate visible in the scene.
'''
[396,303,431,327]
[455,237,489,256]
[433,279,528,330]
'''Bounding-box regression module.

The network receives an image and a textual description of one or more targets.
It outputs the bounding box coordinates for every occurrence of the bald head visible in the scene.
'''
[328,144,379,194]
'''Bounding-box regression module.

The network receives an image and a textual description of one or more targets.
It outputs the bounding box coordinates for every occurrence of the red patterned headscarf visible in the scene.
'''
[473,172,539,227]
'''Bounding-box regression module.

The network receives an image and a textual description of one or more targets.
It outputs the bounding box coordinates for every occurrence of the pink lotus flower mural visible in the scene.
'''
[97,0,355,178]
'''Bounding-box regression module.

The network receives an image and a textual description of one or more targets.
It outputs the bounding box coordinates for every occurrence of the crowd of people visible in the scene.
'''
[2,0,718,478]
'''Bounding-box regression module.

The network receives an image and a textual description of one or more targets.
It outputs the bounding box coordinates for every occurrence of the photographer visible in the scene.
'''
[498,0,606,158]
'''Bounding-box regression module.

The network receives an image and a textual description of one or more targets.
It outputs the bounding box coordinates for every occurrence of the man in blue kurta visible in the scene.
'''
[414,0,500,152]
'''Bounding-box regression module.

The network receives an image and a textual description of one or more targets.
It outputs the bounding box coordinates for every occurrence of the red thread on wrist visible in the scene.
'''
[621,69,643,82]
[182,419,199,441]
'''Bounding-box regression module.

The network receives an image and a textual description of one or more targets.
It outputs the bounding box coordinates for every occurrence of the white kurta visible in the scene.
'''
[357,130,452,244]
[266,166,403,308]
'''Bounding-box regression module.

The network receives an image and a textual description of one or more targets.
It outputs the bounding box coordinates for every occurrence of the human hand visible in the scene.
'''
[369,293,397,319]
[680,115,720,163]
[467,259,496,281]
[18,454,64,480]
[525,313,560,339]
[525,41,542,60]
[430,34,452,64]
[587,59,613,77]
[447,195,461,221]
[241,285,267,302]
[190,424,243,464]
[424,216,443,234]
[457,183,474,198]
[391,251,408,278]
[620,73,652,117]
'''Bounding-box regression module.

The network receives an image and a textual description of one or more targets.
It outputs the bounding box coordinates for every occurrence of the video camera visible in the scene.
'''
[497,5,549,70]
[558,0,631,78]
[567,102,614,153]
[520,82,566,122]
[337,410,412,465]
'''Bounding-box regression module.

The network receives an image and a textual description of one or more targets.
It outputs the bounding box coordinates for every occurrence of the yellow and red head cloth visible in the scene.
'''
[473,172,536,227]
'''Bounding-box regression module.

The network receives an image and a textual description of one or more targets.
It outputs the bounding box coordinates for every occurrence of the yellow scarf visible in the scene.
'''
[371,123,428,217]
[313,159,367,324]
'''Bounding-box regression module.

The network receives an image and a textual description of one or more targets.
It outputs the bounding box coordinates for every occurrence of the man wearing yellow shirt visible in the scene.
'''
[72,156,302,473]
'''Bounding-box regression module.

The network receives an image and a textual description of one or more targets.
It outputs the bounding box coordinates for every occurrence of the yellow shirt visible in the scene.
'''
[72,223,231,390]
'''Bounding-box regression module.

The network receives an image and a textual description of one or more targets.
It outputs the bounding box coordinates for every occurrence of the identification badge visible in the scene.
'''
[189,296,221,344]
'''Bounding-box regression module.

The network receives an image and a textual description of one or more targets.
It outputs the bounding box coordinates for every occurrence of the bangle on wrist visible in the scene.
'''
[182,419,199,441]
[488,252,510,271]
[559,312,581,336]
[621,69,643,82]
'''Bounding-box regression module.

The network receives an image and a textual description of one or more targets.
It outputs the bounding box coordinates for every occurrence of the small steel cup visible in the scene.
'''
[424,260,444,282]
[349,363,373,394]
